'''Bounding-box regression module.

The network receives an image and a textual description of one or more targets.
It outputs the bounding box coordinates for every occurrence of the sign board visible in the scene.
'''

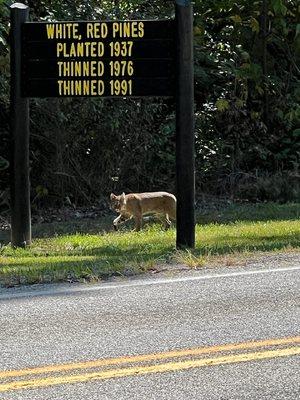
[21,20,175,97]
[11,2,194,249]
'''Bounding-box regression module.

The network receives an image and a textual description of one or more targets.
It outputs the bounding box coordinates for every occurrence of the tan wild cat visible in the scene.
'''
[110,192,176,231]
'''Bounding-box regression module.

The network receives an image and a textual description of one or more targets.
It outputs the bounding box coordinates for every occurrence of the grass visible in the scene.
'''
[0,202,299,286]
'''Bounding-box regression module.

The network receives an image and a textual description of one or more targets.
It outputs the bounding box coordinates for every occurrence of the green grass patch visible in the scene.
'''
[0,203,299,286]
[197,202,300,224]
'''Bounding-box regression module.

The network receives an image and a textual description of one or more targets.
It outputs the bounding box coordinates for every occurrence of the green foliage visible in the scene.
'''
[193,0,299,198]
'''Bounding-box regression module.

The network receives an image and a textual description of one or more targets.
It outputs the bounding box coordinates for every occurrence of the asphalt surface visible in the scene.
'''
[0,261,299,399]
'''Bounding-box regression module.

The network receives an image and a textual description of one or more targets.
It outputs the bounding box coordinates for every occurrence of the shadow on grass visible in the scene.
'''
[1,238,299,287]
[33,216,115,238]
[0,258,115,287]
[1,230,299,286]
[0,245,173,286]
[0,216,115,244]
[78,233,299,258]
[31,202,300,238]
[1,203,299,244]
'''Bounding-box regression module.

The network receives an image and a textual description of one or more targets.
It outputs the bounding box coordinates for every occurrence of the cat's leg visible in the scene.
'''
[113,214,131,230]
[134,213,142,231]
[164,214,172,230]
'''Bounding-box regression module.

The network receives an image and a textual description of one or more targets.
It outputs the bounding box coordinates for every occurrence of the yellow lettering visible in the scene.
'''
[83,81,90,96]
[57,61,105,77]
[57,43,63,57]
[65,23,72,38]
[112,22,120,38]
[75,62,81,76]
[98,80,105,95]
[72,23,79,39]
[101,23,108,39]
[138,22,144,37]
[49,23,81,40]
[97,42,104,57]
[90,80,96,96]
[98,61,104,76]
[56,24,63,39]
[64,62,71,76]
[90,42,96,57]
[131,22,138,38]
[56,42,104,58]
[69,43,76,57]
[75,81,82,96]
[86,23,108,39]
[83,62,89,76]
[46,24,55,39]
[58,80,63,95]
[57,61,63,76]
[57,79,105,96]
[82,42,90,56]
[86,23,93,38]
[90,61,96,76]
[111,22,144,38]
[63,80,70,95]
[77,42,84,57]
[123,22,131,37]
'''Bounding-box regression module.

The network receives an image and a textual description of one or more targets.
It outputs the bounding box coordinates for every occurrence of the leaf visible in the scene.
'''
[216,99,229,112]
[251,112,260,120]
[36,186,48,196]
[230,15,242,24]
[235,99,244,108]
[241,51,250,61]
[292,129,300,138]
[277,110,284,119]
[241,62,250,69]
[272,0,287,16]
[295,24,300,39]
[256,85,264,95]
[250,17,260,33]
[194,26,203,36]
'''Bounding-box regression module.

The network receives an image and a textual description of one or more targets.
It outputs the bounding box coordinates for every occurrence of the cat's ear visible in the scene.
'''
[110,193,116,200]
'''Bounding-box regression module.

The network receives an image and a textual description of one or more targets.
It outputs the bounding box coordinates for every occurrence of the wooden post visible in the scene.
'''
[261,0,269,129]
[10,3,31,247]
[175,0,195,248]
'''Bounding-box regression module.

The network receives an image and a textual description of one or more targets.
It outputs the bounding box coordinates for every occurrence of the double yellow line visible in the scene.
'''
[0,336,299,393]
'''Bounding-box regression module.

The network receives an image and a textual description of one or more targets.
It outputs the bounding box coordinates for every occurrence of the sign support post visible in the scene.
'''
[175,0,195,248]
[10,3,31,247]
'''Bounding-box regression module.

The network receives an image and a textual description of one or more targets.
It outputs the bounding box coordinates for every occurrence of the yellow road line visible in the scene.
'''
[0,336,299,380]
[0,346,299,393]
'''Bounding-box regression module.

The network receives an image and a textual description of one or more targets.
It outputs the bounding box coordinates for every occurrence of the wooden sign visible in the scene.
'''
[21,20,175,97]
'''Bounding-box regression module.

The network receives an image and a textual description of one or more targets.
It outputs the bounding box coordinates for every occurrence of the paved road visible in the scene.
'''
[0,263,299,399]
